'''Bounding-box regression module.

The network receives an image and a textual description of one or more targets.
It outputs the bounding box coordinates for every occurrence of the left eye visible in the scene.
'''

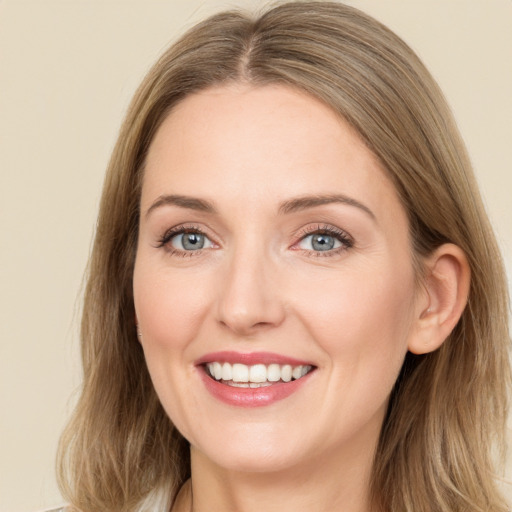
[170,231,213,251]
[298,233,343,252]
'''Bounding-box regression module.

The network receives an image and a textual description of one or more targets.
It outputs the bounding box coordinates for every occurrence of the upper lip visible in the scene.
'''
[195,351,315,367]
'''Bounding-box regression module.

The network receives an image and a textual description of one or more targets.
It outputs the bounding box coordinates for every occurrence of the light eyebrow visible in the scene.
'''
[279,194,376,220]
[145,194,217,219]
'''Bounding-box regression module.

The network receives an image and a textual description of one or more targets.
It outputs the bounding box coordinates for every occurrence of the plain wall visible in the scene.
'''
[1,1,511,511]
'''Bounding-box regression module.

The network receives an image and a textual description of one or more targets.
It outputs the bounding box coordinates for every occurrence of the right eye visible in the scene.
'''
[169,230,214,251]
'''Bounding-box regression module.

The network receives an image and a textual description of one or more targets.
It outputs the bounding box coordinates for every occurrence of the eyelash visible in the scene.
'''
[293,224,354,257]
[156,223,354,258]
[156,224,212,257]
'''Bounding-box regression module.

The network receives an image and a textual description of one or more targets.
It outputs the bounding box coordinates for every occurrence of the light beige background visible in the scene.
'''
[1,1,511,511]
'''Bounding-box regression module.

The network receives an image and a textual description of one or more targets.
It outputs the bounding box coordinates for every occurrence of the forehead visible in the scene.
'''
[143,84,402,222]
[147,83,371,167]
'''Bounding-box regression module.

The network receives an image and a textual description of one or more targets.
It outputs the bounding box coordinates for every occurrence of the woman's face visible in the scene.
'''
[133,84,423,474]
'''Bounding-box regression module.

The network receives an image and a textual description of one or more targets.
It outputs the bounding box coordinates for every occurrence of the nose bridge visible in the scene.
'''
[216,236,285,335]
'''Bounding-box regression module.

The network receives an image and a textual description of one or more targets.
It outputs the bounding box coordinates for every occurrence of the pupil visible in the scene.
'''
[183,233,204,250]
[312,234,334,251]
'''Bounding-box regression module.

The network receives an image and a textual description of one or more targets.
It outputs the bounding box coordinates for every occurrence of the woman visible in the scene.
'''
[56,2,510,511]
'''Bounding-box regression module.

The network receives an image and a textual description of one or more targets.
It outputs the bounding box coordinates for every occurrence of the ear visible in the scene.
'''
[408,243,470,355]
[135,313,142,342]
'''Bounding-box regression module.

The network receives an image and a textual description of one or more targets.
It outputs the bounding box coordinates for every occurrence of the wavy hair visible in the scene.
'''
[57,2,510,511]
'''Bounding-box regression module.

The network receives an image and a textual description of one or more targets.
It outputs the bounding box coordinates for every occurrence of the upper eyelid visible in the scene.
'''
[161,223,215,239]
[294,224,353,241]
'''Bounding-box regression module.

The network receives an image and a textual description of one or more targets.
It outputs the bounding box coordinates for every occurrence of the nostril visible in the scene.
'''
[218,317,282,336]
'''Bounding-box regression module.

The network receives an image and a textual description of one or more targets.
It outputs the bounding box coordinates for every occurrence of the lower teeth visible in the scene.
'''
[225,381,274,388]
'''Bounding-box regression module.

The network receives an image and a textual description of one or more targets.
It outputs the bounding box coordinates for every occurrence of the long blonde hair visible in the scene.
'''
[57,2,510,511]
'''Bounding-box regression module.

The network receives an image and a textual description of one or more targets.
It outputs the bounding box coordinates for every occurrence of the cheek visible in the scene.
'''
[133,263,212,351]
[294,261,417,438]
[133,262,211,434]
[297,261,416,367]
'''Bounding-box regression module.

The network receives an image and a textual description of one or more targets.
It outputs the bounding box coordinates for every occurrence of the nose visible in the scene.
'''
[216,247,286,336]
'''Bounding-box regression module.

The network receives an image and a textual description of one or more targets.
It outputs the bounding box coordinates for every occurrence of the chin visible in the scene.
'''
[191,430,308,474]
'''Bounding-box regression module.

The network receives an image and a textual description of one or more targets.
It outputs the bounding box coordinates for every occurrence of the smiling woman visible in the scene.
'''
[55,2,510,512]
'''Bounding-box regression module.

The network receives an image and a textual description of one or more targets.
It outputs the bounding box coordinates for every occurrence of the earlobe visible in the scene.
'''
[408,244,471,355]
[135,314,142,342]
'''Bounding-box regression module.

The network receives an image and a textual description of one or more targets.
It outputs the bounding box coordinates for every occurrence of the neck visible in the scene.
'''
[181,435,378,512]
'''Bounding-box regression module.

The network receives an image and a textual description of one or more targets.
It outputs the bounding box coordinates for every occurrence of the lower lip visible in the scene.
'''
[198,368,312,408]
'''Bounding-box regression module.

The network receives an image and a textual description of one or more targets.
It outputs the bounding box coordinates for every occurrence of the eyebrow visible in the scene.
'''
[145,194,217,218]
[279,194,376,220]
[145,193,375,220]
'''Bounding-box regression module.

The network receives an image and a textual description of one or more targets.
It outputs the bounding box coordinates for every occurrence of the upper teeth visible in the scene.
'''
[206,362,312,383]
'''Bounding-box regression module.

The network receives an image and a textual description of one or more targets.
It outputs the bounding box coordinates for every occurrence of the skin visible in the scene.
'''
[133,84,458,512]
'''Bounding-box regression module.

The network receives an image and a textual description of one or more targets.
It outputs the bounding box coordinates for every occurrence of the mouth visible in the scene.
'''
[204,361,314,388]
[196,352,316,407]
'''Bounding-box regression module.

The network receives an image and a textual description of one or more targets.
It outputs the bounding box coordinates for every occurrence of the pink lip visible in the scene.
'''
[195,351,316,408]
[195,351,313,366]
[198,368,313,408]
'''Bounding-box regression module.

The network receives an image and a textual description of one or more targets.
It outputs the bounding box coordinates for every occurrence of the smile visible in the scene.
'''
[196,352,316,407]
[206,362,313,387]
